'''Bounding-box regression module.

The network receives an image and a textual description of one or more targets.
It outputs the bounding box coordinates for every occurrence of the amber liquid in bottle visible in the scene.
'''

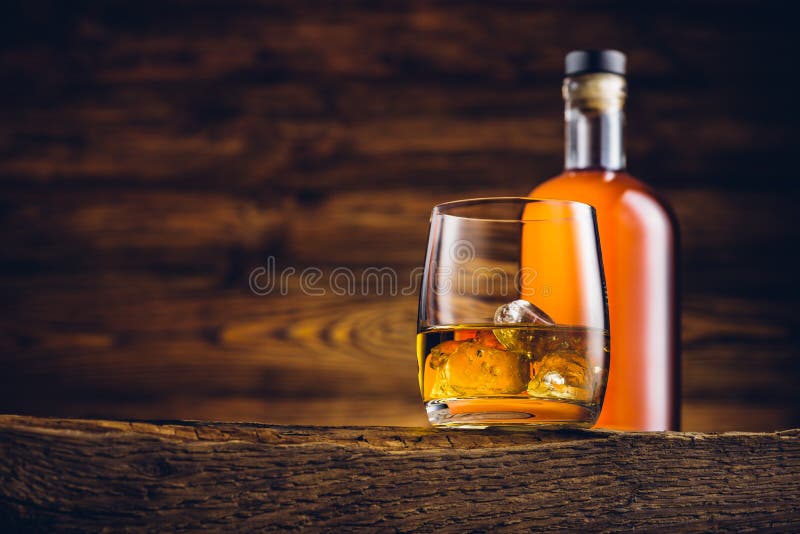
[527,65,680,431]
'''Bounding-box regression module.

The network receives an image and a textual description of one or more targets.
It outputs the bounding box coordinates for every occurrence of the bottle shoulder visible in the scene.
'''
[531,170,678,230]
[532,170,650,196]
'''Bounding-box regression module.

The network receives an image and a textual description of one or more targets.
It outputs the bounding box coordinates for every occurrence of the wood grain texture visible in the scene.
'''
[3,187,796,278]
[0,272,797,430]
[1,415,799,531]
[1,0,798,431]
[0,0,795,190]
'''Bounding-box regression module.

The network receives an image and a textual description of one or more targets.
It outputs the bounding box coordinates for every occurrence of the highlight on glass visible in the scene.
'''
[417,197,610,428]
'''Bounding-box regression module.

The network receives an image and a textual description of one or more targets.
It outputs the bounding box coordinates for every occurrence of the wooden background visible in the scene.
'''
[0,0,797,431]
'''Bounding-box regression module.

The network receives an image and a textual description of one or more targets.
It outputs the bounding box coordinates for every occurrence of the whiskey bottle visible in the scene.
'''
[528,50,680,430]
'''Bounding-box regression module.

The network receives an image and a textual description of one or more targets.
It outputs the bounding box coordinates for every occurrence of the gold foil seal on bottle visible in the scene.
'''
[563,73,627,111]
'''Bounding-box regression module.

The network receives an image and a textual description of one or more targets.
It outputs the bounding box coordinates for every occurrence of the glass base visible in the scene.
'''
[426,397,599,429]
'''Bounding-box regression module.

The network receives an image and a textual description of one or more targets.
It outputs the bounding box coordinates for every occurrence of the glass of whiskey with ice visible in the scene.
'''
[418,198,609,428]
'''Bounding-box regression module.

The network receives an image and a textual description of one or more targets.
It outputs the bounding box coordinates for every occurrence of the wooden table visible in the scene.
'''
[1,415,798,531]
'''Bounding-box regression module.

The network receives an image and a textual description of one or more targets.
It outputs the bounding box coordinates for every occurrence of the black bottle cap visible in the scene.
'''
[565,50,626,77]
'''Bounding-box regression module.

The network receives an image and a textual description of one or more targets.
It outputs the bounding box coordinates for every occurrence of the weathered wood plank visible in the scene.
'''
[0,1,794,189]
[0,415,798,531]
[0,270,796,430]
[2,187,797,283]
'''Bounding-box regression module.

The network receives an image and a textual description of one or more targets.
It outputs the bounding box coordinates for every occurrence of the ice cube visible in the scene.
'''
[427,340,460,370]
[493,299,554,352]
[527,350,591,402]
[430,333,530,397]
[494,299,554,326]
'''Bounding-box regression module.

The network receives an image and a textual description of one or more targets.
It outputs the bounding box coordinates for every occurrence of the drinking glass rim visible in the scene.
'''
[432,197,596,222]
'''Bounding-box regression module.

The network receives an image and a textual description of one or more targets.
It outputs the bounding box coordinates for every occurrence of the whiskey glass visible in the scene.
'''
[417,198,609,428]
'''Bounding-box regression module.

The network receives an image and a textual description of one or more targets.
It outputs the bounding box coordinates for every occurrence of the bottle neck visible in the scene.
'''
[563,73,626,171]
